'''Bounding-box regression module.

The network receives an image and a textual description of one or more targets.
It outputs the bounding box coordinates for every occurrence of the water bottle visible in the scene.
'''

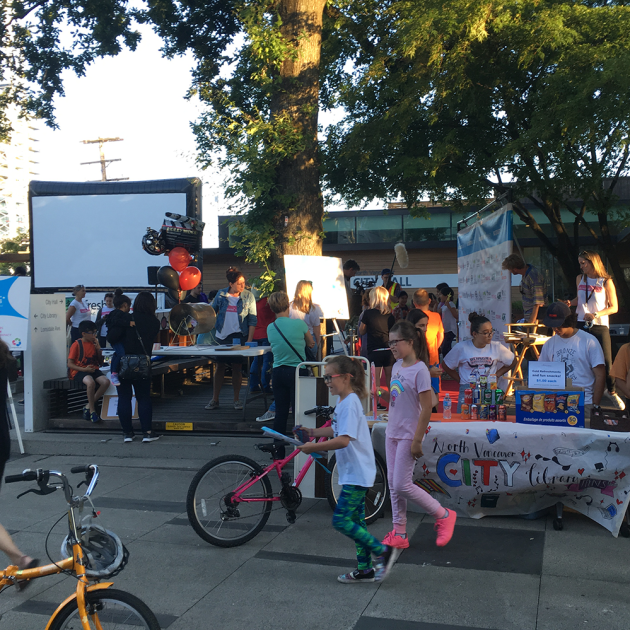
[443,393,452,420]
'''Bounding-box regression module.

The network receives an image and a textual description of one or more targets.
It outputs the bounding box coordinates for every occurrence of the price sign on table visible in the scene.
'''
[528,361,566,389]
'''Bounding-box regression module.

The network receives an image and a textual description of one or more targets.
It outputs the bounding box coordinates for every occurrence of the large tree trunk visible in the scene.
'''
[269,0,327,278]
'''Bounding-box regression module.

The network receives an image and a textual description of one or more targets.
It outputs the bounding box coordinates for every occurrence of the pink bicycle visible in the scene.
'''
[186,406,389,547]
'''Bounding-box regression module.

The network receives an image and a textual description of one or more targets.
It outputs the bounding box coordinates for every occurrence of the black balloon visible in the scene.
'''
[157,266,180,290]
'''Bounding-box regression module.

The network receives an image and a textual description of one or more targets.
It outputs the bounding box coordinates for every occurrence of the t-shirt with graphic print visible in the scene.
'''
[443,340,514,387]
[538,329,605,404]
[387,359,432,440]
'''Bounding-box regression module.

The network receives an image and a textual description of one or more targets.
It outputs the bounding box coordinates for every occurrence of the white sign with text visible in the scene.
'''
[528,361,566,389]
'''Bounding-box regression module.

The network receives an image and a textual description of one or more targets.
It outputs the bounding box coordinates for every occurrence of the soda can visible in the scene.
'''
[498,405,507,421]
[495,389,504,405]
[461,404,471,420]
[489,374,497,390]
[479,375,488,389]
[464,389,473,405]
[471,404,479,420]
[489,404,497,421]
[479,404,489,419]
[483,389,493,404]
[473,389,481,405]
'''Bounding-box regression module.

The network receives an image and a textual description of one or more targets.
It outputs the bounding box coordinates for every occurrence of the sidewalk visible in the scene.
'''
[3,427,630,629]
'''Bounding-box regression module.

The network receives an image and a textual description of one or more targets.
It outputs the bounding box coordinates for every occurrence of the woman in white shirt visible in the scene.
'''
[438,286,458,355]
[442,312,516,412]
[66,284,92,342]
[289,280,323,358]
[568,250,622,408]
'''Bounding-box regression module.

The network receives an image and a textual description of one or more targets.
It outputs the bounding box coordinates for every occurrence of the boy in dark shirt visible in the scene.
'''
[106,291,135,386]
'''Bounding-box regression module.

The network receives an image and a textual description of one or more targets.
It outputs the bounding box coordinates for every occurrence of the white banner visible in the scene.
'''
[0,276,30,350]
[457,205,513,341]
[398,422,630,536]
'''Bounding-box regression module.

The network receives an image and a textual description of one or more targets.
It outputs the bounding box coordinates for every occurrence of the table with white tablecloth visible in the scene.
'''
[372,420,630,536]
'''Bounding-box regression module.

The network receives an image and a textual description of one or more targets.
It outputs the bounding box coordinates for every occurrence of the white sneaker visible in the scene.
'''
[608,392,626,410]
[256,410,275,422]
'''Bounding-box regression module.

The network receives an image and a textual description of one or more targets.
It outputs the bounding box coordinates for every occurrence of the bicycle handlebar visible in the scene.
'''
[5,471,38,483]
[4,465,99,505]
[304,406,335,416]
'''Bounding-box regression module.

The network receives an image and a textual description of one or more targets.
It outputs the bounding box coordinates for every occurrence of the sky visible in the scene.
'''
[35,26,224,247]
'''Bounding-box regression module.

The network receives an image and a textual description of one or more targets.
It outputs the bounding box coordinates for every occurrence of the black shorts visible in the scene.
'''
[72,369,106,384]
[368,349,395,368]
[215,332,247,364]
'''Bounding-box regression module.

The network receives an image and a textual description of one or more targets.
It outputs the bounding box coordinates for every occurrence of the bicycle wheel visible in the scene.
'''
[49,588,160,630]
[325,450,388,525]
[187,454,273,547]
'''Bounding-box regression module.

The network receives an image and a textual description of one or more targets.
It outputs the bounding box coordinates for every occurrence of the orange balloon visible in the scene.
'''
[168,247,192,272]
[179,266,202,291]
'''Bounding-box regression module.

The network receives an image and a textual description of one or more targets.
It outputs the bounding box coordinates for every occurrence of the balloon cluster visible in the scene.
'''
[157,247,202,297]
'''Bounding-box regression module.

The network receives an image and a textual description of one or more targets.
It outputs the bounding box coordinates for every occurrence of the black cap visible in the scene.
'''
[543,302,571,328]
[381,268,392,275]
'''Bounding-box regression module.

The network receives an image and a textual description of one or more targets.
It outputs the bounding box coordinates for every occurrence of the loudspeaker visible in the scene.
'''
[147,266,160,285]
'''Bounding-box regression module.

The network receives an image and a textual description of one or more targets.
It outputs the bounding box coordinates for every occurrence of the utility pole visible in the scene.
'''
[80,137,129,181]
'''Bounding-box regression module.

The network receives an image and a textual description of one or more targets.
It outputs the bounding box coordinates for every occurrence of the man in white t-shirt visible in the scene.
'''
[538,302,605,412]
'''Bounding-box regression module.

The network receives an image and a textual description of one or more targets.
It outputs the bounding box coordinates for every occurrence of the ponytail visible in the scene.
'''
[326,356,367,400]
[391,320,429,366]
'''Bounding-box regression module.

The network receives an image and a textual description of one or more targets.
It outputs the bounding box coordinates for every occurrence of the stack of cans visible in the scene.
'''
[466,377,507,421]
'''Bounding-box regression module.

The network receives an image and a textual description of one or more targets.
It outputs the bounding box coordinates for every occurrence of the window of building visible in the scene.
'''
[403,212,452,242]
[356,214,403,243]
[323,216,356,245]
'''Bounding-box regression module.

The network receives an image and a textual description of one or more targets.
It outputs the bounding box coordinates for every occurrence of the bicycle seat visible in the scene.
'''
[255,443,282,458]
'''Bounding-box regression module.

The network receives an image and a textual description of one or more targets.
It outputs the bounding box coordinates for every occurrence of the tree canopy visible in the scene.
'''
[323,0,630,301]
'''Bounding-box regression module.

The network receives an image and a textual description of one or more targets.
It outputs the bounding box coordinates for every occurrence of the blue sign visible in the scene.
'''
[515,390,585,428]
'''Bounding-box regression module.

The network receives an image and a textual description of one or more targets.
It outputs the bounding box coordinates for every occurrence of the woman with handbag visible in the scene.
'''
[267,291,315,458]
[289,280,323,360]
[117,292,160,443]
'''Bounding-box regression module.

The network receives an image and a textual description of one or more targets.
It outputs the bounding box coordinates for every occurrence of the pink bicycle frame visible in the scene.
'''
[232,420,333,503]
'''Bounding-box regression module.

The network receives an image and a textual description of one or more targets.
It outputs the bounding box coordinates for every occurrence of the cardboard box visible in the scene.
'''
[590,408,630,432]
[515,382,585,428]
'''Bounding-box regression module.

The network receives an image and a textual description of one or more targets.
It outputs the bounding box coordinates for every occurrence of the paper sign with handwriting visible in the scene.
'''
[529,361,566,389]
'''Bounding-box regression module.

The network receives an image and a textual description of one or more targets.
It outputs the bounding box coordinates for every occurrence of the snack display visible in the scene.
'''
[533,393,545,412]
[544,393,556,413]
[520,394,533,412]
[556,394,568,413]
[568,394,580,414]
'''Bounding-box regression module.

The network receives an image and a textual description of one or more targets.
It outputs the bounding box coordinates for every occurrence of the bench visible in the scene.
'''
[43,357,214,419]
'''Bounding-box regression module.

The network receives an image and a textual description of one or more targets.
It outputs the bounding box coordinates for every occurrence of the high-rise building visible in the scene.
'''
[0,106,38,238]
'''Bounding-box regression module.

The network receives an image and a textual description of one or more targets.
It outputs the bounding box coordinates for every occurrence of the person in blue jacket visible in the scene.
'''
[205,267,257,411]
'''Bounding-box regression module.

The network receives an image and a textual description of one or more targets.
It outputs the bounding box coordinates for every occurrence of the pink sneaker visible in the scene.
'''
[435,510,457,547]
[382,530,410,549]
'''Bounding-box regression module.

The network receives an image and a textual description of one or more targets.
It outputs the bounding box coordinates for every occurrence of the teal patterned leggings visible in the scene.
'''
[332,484,386,570]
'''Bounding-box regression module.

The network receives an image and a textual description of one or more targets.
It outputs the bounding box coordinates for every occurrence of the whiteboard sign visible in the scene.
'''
[284,255,349,320]
[528,361,566,389]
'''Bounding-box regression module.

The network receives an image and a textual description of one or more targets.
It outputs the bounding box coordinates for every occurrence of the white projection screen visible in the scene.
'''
[29,179,201,291]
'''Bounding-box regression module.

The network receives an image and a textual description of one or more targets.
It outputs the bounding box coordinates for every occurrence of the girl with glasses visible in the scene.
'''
[442,312,516,412]
[379,321,456,552]
[297,356,395,583]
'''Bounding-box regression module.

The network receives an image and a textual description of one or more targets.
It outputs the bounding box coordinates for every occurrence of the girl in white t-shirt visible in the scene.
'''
[442,312,516,412]
[297,356,395,584]
[380,320,456,552]
[66,284,92,342]
[289,280,323,357]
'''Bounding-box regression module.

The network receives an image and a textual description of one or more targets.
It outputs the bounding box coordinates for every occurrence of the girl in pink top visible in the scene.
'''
[382,320,456,549]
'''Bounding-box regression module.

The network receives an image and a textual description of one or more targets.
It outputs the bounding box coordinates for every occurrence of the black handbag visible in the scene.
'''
[118,325,151,382]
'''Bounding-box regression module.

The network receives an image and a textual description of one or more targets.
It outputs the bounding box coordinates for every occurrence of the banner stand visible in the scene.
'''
[7,380,24,454]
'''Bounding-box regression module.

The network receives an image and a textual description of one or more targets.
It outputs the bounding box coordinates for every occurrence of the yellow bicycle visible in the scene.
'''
[1,465,160,629]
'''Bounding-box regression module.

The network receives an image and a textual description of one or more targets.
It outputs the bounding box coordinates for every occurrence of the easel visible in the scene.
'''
[503,322,550,396]
[7,380,24,455]
[322,319,349,356]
